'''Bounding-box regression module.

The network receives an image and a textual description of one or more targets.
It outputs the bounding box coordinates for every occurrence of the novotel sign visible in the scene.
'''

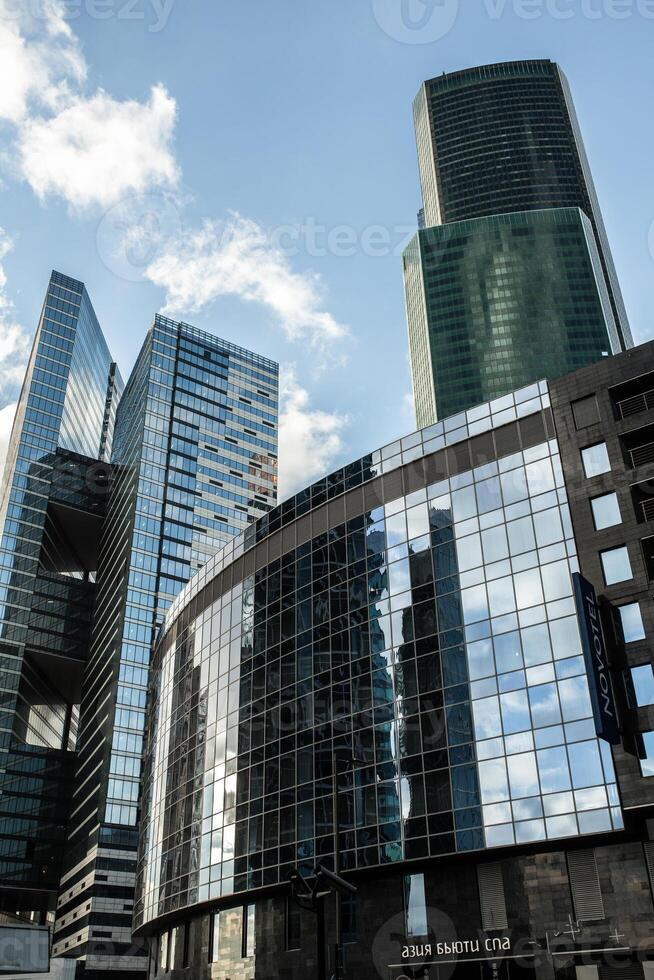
[572,572,620,745]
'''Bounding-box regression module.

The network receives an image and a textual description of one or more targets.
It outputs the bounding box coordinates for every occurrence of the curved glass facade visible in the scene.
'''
[135,384,623,933]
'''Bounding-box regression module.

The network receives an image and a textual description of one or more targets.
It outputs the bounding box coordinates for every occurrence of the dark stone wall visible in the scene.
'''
[155,839,654,980]
[548,341,654,810]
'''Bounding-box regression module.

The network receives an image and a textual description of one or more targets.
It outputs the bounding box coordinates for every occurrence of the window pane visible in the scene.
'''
[209,913,220,963]
[182,923,190,968]
[618,603,646,643]
[404,874,428,937]
[581,443,611,478]
[628,665,654,707]
[640,731,654,777]
[159,932,168,971]
[600,546,633,586]
[572,395,600,429]
[244,904,256,957]
[286,897,301,950]
[590,493,621,531]
[341,893,357,944]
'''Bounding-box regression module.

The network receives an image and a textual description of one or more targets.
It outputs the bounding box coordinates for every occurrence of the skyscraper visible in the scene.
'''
[0,272,122,924]
[51,316,279,977]
[404,208,620,424]
[405,60,633,425]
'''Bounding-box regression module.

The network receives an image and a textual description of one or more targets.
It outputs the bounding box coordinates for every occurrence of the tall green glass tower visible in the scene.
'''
[405,60,632,426]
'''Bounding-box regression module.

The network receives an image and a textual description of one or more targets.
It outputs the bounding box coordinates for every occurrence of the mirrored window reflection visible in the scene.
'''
[243,904,256,958]
[159,930,168,972]
[627,665,654,708]
[581,442,611,478]
[590,492,621,531]
[404,874,428,937]
[600,546,633,586]
[618,603,646,643]
[640,732,654,777]
[140,437,623,920]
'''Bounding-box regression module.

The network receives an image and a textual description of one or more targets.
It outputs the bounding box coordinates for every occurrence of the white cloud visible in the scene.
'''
[19,84,179,211]
[0,0,86,123]
[278,366,349,500]
[0,228,31,402]
[402,388,415,427]
[144,214,349,350]
[0,1,178,211]
[0,401,17,487]
[0,227,27,487]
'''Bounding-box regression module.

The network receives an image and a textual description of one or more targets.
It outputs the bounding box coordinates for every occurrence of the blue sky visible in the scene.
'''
[1,0,652,497]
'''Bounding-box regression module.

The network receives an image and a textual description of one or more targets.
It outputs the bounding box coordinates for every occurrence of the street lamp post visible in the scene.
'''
[331,749,365,980]
[288,750,359,980]
[332,750,344,980]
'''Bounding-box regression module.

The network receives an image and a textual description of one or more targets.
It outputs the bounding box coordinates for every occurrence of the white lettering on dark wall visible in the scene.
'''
[401,937,511,959]
[587,594,614,718]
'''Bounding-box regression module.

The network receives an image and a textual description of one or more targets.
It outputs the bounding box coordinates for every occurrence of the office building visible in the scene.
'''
[135,340,654,980]
[0,274,279,978]
[51,316,279,977]
[0,273,122,956]
[405,60,633,425]
[404,209,620,424]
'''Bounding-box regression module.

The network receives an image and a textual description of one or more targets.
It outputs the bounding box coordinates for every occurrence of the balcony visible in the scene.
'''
[644,536,654,582]
[630,441,654,468]
[620,422,654,470]
[615,387,654,420]
[630,482,654,524]
[611,369,654,421]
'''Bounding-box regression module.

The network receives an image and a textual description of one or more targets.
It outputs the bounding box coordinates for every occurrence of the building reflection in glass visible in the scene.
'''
[136,387,623,932]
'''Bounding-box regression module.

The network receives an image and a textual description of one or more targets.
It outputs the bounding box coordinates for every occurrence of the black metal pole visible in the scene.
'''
[333,747,344,980]
[316,894,326,980]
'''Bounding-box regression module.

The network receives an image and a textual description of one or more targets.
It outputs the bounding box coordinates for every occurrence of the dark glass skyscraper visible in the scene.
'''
[0,272,122,919]
[51,316,279,977]
[404,209,620,424]
[406,60,633,425]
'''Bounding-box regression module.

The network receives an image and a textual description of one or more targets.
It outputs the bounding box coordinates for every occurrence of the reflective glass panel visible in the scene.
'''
[590,493,621,531]
[618,603,646,643]
[600,546,633,586]
[581,443,611,478]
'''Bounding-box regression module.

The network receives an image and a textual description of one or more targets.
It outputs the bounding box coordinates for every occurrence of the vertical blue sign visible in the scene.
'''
[572,573,620,745]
